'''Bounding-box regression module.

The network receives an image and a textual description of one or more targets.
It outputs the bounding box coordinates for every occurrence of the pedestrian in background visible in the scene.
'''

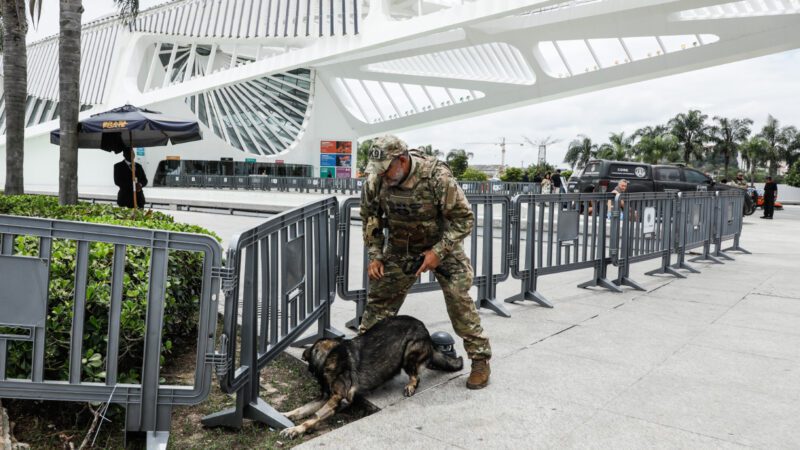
[114,148,147,209]
[552,169,564,193]
[541,172,552,194]
[733,172,748,188]
[761,176,778,219]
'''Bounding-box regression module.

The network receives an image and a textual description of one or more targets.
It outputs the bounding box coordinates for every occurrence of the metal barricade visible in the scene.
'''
[185,174,205,188]
[0,215,222,445]
[673,191,720,272]
[713,190,749,259]
[611,192,684,291]
[506,193,620,307]
[249,175,266,190]
[166,174,182,187]
[202,197,342,430]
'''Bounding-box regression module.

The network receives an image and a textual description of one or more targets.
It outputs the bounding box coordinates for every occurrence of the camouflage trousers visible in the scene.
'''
[359,249,492,360]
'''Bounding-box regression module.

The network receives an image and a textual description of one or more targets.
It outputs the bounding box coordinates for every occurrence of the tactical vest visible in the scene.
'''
[378,153,447,255]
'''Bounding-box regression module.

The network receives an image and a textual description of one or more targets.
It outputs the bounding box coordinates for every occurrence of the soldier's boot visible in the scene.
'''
[466,359,490,390]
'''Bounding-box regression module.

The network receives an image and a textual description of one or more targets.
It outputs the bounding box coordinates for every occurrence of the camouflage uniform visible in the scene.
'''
[359,136,492,360]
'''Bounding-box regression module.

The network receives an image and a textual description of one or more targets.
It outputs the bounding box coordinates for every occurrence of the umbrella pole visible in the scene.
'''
[130,130,138,210]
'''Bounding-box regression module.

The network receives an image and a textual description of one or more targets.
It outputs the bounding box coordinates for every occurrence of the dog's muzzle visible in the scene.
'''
[431,331,457,358]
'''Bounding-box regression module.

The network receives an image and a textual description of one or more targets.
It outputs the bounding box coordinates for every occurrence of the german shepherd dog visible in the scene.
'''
[280,315,463,438]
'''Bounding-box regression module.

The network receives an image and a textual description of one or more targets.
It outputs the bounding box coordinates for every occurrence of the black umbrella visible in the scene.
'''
[51,104,202,209]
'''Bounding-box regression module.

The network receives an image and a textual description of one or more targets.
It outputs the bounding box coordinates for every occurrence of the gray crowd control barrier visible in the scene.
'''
[202,197,342,431]
[506,193,620,308]
[163,175,538,196]
[337,194,513,329]
[0,188,751,444]
[610,192,685,291]
[713,190,750,259]
[673,191,720,272]
[0,215,222,446]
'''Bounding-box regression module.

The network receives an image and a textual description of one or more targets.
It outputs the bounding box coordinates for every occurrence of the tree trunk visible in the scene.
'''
[724,153,730,178]
[2,0,28,195]
[58,0,83,205]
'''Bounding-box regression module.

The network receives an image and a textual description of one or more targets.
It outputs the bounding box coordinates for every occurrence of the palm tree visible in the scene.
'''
[634,134,680,164]
[740,137,768,184]
[445,148,473,178]
[756,115,793,178]
[564,135,598,169]
[418,144,443,159]
[58,1,139,205]
[668,110,708,164]
[2,0,28,195]
[596,132,633,161]
[708,116,752,178]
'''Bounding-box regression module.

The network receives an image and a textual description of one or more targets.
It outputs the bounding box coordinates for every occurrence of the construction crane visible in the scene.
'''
[522,136,562,165]
[464,137,526,172]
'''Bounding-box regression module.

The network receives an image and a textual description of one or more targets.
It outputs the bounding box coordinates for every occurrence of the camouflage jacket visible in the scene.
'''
[360,153,474,261]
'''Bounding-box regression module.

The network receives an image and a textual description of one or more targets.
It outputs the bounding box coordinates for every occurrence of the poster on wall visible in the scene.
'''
[320,140,353,178]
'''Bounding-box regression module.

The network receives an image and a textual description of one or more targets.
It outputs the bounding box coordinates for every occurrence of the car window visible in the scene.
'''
[684,169,708,184]
[609,164,649,180]
[583,163,600,176]
[655,167,681,181]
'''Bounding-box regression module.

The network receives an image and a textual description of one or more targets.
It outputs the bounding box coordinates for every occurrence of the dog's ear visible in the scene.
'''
[302,345,313,362]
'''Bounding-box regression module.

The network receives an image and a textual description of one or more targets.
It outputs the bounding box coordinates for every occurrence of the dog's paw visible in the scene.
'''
[280,411,297,421]
[403,384,417,397]
[280,425,306,439]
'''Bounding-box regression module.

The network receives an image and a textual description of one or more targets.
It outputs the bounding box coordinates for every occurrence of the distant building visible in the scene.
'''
[471,165,503,179]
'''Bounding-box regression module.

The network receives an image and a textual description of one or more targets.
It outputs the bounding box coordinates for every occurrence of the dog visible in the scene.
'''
[279,315,463,438]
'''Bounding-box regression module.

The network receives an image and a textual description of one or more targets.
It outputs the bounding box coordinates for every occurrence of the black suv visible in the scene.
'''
[567,160,755,214]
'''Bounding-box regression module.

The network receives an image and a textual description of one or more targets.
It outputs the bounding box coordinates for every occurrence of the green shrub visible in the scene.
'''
[459,167,489,181]
[0,195,220,383]
[500,167,525,182]
[785,161,800,188]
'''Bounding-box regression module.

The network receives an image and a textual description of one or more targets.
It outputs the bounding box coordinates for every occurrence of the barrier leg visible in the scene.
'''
[146,431,169,449]
[645,265,686,279]
[505,272,553,308]
[578,261,622,293]
[201,389,293,430]
[613,257,647,291]
[345,298,366,331]
[689,253,724,264]
[645,252,686,279]
[723,235,750,254]
[473,276,510,317]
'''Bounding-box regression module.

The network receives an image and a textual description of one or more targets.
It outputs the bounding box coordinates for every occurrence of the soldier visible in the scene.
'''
[359,136,492,390]
[733,172,748,188]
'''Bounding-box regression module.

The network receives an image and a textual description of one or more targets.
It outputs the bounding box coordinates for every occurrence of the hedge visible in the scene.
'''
[0,195,220,383]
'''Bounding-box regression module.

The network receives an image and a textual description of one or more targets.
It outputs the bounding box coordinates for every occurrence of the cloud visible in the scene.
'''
[399,49,800,168]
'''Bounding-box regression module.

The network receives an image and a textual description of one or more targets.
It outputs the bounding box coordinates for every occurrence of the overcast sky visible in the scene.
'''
[28,1,800,168]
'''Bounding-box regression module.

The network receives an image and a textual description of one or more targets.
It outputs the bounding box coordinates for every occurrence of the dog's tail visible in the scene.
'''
[429,349,464,372]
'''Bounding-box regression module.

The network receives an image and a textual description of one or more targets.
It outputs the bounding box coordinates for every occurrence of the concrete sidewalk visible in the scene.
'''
[81,187,795,448]
[294,207,800,449]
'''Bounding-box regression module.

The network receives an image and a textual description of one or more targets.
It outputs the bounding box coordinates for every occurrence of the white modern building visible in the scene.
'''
[1,0,799,188]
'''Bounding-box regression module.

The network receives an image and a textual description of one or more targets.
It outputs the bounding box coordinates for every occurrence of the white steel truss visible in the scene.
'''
[1,0,799,156]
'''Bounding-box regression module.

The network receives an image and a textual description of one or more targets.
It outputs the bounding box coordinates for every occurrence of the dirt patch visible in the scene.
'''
[7,341,377,448]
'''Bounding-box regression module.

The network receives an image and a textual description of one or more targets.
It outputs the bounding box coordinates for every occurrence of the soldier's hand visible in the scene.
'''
[368,259,384,280]
[415,250,441,277]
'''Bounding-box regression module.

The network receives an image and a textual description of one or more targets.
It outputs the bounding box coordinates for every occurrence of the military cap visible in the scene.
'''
[366,135,408,175]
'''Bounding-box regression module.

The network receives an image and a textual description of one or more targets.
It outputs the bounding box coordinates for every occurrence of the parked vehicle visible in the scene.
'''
[747,187,784,210]
[567,159,755,215]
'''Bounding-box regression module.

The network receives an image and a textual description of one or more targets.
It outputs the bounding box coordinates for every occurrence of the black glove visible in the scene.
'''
[405,254,451,280]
